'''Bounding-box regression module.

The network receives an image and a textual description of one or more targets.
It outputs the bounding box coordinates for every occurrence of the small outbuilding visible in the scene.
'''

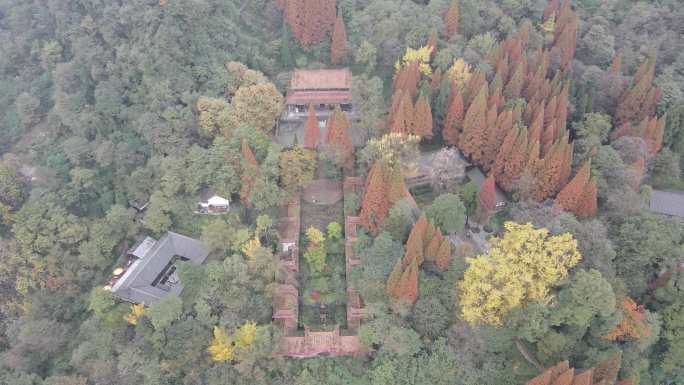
[196,195,230,214]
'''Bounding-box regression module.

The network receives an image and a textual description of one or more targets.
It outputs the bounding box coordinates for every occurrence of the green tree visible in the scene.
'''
[612,214,684,297]
[146,296,183,330]
[459,181,479,219]
[381,198,418,242]
[144,191,173,234]
[425,193,466,234]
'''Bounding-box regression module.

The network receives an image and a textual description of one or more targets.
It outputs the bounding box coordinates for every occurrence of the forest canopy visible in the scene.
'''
[0,0,683,384]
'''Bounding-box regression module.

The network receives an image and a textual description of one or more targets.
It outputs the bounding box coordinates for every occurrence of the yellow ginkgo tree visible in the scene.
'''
[395,46,433,76]
[208,326,235,362]
[446,58,472,88]
[124,303,146,325]
[234,321,257,349]
[241,237,262,260]
[458,222,581,326]
[208,321,258,363]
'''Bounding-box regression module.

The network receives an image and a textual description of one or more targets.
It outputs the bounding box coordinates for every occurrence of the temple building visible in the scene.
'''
[106,232,209,305]
[276,68,354,147]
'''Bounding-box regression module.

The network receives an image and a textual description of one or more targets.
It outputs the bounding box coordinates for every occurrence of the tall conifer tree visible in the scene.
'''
[330,13,348,65]
[461,84,488,163]
[303,103,320,149]
[444,0,460,40]
[413,97,433,138]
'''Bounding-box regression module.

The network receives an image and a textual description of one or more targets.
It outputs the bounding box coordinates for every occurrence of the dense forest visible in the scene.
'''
[1,0,684,384]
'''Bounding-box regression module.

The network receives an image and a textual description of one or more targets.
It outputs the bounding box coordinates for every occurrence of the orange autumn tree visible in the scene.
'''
[330,13,348,65]
[303,103,320,149]
[555,160,597,218]
[444,0,460,40]
[402,215,427,268]
[240,139,260,204]
[425,223,444,261]
[604,297,651,341]
[435,239,452,272]
[443,88,464,145]
[278,0,336,49]
[616,56,658,126]
[476,173,496,224]
[413,97,433,138]
[388,257,419,303]
[325,106,354,169]
[461,83,488,163]
[359,161,409,234]
[607,53,622,76]
[389,90,414,135]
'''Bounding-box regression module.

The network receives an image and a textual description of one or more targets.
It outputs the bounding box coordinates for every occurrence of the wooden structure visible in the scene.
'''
[285,68,353,113]
[277,68,355,147]
[278,326,364,358]
[272,178,367,358]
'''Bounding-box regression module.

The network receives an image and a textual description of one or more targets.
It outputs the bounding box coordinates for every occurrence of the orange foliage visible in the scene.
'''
[330,13,348,65]
[604,297,651,341]
[303,103,320,149]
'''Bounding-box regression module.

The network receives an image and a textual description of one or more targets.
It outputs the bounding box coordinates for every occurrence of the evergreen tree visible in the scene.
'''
[303,103,320,149]
[330,13,348,65]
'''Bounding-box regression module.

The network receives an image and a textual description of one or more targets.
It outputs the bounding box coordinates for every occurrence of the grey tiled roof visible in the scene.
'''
[650,190,684,218]
[112,232,209,305]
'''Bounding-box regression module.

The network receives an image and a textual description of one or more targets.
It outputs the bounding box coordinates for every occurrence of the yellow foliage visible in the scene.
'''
[458,222,581,326]
[207,321,258,363]
[395,46,433,76]
[363,133,420,172]
[305,227,325,246]
[124,303,146,325]
[241,238,262,260]
[208,326,235,362]
[446,58,472,88]
[234,321,257,349]
[542,15,556,34]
